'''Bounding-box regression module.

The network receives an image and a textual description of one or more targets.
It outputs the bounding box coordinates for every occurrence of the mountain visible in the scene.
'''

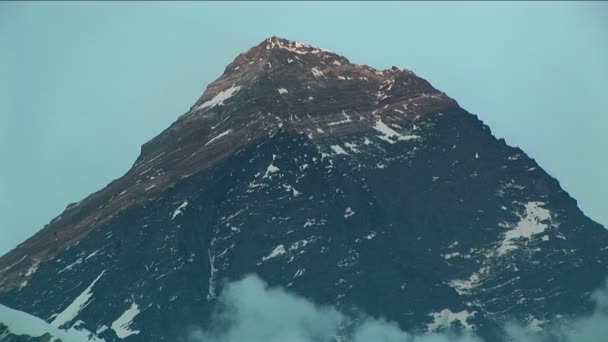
[1,36,607,342]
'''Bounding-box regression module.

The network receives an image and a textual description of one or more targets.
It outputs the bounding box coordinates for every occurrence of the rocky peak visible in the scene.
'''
[1,37,608,342]
[190,36,441,115]
[0,36,455,293]
[223,36,350,73]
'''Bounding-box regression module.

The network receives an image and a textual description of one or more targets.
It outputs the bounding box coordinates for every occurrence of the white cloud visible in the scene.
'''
[187,275,608,342]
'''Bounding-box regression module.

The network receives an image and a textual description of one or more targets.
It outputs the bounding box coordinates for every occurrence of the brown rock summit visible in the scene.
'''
[0,36,456,292]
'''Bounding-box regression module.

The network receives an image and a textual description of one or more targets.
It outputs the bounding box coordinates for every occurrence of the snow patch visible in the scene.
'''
[344,207,355,219]
[205,129,232,146]
[363,232,377,240]
[24,260,39,277]
[330,145,348,155]
[442,252,461,260]
[282,184,301,197]
[0,303,105,342]
[261,245,286,262]
[448,241,460,248]
[96,325,109,334]
[263,164,280,179]
[0,255,27,273]
[311,67,325,78]
[327,111,353,126]
[289,238,315,253]
[277,88,288,94]
[448,269,484,296]
[265,38,333,55]
[497,201,553,255]
[293,268,305,278]
[196,85,241,110]
[171,200,189,220]
[344,142,360,153]
[51,271,105,328]
[111,302,141,339]
[85,249,102,260]
[58,257,84,274]
[373,120,420,143]
[427,309,476,332]
[19,260,40,288]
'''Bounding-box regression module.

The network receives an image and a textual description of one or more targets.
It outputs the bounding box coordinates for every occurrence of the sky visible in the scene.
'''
[0,1,607,256]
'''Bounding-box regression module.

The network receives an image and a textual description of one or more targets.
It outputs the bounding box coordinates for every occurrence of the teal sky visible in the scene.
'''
[0,1,606,256]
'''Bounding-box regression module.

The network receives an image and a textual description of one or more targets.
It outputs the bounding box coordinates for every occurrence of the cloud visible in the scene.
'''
[188,274,343,342]
[187,275,608,342]
[188,275,479,342]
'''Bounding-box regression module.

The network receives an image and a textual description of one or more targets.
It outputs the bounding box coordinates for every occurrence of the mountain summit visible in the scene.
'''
[1,37,607,341]
[0,36,455,293]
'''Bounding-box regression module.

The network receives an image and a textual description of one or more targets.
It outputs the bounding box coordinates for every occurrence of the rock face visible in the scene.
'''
[0,36,606,341]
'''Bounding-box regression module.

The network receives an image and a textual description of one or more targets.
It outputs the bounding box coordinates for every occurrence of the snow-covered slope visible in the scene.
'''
[0,303,103,341]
